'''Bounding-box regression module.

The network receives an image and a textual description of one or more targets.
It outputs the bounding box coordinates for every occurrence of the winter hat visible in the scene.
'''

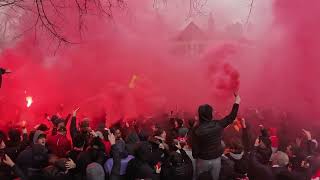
[33,130,46,144]
[86,162,105,180]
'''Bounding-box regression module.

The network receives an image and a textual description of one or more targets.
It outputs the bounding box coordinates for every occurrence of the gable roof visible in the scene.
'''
[174,22,208,41]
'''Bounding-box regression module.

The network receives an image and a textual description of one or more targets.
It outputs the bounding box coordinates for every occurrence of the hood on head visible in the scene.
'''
[86,162,105,180]
[33,130,46,144]
[111,139,128,159]
[198,104,213,123]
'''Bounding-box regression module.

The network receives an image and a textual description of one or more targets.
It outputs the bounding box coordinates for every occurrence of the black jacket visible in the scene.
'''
[161,149,193,180]
[192,103,239,160]
[70,117,91,149]
[16,144,49,178]
[126,142,160,180]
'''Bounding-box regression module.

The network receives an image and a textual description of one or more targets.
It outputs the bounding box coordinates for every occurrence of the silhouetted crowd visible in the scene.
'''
[0,95,320,180]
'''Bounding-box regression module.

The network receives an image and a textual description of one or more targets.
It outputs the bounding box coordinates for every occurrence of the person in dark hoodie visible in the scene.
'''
[104,140,134,179]
[16,130,49,179]
[148,128,169,167]
[76,137,107,179]
[1,130,26,180]
[66,134,86,180]
[161,139,193,180]
[70,108,94,149]
[191,94,240,180]
[5,128,28,161]
[42,158,71,180]
[126,141,161,180]
[247,134,273,180]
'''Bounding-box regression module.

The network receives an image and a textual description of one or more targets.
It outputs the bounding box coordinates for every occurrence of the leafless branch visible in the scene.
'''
[187,0,208,19]
[246,0,254,25]
[0,0,127,49]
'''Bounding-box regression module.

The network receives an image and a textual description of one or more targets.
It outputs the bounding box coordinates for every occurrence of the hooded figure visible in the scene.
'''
[191,101,239,180]
[192,103,239,160]
[126,142,160,180]
[86,162,105,180]
[104,140,134,176]
[33,130,47,146]
[16,143,49,178]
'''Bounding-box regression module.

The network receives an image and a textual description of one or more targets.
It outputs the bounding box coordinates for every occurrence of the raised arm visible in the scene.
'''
[70,108,80,140]
[218,94,241,128]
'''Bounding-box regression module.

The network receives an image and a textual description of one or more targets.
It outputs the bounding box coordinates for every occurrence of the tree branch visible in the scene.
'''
[246,0,254,25]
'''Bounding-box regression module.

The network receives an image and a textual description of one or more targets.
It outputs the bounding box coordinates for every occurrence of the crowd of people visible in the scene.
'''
[0,94,319,180]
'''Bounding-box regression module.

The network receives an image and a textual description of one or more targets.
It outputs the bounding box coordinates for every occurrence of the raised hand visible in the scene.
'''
[72,107,80,117]
[234,93,241,104]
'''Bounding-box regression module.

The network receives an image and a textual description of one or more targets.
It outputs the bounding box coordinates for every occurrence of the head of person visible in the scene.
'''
[135,142,152,162]
[256,138,272,164]
[90,137,105,151]
[33,130,47,146]
[110,127,122,140]
[176,118,184,129]
[114,140,128,159]
[86,162,105,180]
[229,140,244,154]
[286,143,298,157]
[79,118,90,134]
[57,126,67,136]
[271,151,289,167]
[151,123,159,133]
[37,123,49,132]
[51,116,65,128]
[258,136,272,149]
[154,128,166,140]
[73,134,85,151]
[8,128,21,143]
[198,104,213,123]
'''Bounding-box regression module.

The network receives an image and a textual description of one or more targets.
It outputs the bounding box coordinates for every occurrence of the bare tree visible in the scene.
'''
[1,0,209,50]
[0,0,126,46]
[153,0,208,18]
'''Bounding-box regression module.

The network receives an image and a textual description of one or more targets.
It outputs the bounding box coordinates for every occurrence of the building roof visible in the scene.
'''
[174,22,208,41]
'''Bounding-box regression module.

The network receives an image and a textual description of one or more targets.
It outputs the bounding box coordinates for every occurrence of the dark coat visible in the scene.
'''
[76,148,107,178]
[126,142,160,180]
[192,104,239,160]
[16,144,49,178]
[161,149,193,180]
